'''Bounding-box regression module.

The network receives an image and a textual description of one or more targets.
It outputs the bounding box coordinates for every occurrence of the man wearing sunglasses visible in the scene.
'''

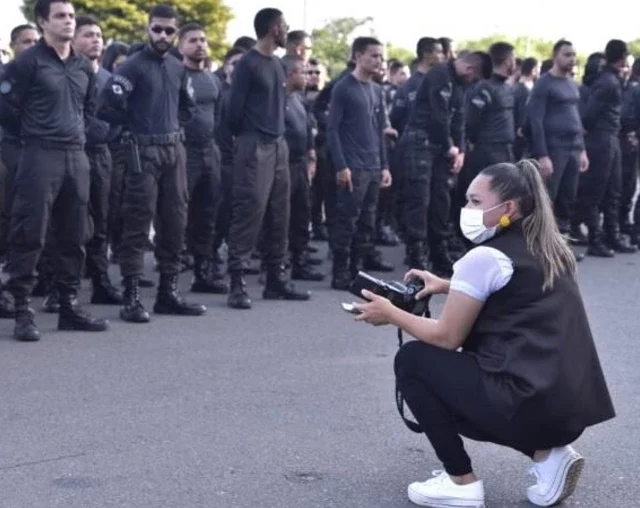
[98,3,205,324]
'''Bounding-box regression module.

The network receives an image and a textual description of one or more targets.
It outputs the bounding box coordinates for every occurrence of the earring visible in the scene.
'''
[499,215,511,228]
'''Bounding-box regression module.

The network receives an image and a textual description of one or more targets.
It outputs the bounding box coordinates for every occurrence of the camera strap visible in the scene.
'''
[395,327,423,434]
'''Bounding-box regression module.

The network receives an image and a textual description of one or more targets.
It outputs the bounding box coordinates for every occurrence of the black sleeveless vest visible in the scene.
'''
[463,224,615,432]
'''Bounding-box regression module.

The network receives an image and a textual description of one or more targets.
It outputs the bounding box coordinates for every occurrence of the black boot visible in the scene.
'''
[120,276,150,323]
[363,247,395,272]
[122,277,155,288]
[42,288,61,313]
[228,271,252,309]
[406,241,428,270]
[91,273,123,305]
[154,273,206,316]
[58,289,108,332]
[14,298,39,342]
[569,224,588,246]
[604,197,637,253]
[191,257,229,294]
[331,253,352,291]
[586,227,615,258]
[291,254,325,281]
[263,266,311,301]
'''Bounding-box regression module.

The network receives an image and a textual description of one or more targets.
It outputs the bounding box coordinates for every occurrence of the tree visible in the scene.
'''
[386,43,414,66]
[457,34,556,62]
[629,39,640,57]
[21,0,233,61]
[311,17,374,78]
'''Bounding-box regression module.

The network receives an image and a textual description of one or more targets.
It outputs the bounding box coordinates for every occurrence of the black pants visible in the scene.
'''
[546,148,581,230]
[227,134,289,273]
[619,136,638,228]
[85,145,112,277]
[289,159,311,259]
[321,145,339,251]
[0,137,22,257]
[213,162,233,253]
[311,143,331,230]
[395,341,582,476]
[7,142,90,299]
[186,142,222,260]
[331,169,380,258]
[574,133,621,239]
[119,142,188,277]
[399,130,432,244]
[376,143,396,231]
[107,141,129,260]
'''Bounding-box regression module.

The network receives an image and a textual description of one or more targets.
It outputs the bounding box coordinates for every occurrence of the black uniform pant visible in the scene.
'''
[311,142,331,230]
[619,136,638,228]
[331,169,381,258]
[546,147,581,231]
[395,341,582,476]
[321,145,339,251]
[399,130,432,244]
[107,141,129,260]
[119,142,188,278]
[289,159,311,259]
[574,133,621,238]
[0,136,22,257]
[7,142,90,299]
[185,142,222,260]
[376,143,396,230]
[85,145,112,277]
[213,162,233,253]
[227,134,290,273]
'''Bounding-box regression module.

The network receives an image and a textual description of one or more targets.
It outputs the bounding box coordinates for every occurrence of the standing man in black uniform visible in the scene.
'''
[98,3,206,323]
[282,55,324,282]
[225,7,310,310]
[575,39,636,257]
[178,23,227,294]
[326,37,393,290]
[462,42,516,198]
[399,53,482,273]
[73,15,123,305]
[0,0,108,341]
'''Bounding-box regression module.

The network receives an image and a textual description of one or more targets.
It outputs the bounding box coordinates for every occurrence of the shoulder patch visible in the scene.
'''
[112,74,133,93]
[0,81,11,94]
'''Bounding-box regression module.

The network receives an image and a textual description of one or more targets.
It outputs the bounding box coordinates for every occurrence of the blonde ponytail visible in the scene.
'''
[517,159,577,290]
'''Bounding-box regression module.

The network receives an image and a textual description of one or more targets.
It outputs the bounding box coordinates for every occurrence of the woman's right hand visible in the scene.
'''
[404,269,449,299]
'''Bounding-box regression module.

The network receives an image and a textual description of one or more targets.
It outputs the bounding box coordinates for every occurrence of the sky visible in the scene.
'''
[2,0,639,55]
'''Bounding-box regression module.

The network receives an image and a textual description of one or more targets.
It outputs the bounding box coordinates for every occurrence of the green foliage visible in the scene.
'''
[311,17,374,78]
[21,0,233,61]
[628,39,640,57]
[386,43,414,66]
[457,34,557,62]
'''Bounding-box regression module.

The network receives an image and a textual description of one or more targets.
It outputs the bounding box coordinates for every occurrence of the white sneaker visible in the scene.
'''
[408,470,485,507]
[527,445,585,506]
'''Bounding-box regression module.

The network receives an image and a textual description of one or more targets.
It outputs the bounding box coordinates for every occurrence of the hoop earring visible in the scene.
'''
[499,215,511,228]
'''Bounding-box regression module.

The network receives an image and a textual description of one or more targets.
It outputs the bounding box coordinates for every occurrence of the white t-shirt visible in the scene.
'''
[450,246,514,302]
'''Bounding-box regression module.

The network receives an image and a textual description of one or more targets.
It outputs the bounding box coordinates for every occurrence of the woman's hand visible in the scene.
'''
[354,290,396,326]
[404,269,449,299]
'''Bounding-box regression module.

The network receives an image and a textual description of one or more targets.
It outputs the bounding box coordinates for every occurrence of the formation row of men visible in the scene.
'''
[1,0,639,343]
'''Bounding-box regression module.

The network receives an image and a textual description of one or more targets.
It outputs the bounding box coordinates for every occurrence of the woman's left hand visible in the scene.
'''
[354,290,395,326]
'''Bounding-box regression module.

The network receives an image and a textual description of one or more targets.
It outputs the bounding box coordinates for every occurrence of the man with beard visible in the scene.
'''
[178,23,227,294]
[225,7,310,309]
[72,16,123,306]
[527,40,588,237]
[0,0,108,341]
[98,3,205,323]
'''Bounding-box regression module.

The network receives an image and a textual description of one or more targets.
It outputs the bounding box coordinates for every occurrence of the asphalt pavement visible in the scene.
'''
[0,243,637,508]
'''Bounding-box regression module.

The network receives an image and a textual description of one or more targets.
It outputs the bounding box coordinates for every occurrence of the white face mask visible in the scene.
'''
[460,203,507,244]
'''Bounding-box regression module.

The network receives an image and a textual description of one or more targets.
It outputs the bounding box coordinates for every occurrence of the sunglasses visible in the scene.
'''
[151,25,176,36]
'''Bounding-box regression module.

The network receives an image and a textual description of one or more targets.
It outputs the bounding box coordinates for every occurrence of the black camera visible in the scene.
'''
[349,271,430,317]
